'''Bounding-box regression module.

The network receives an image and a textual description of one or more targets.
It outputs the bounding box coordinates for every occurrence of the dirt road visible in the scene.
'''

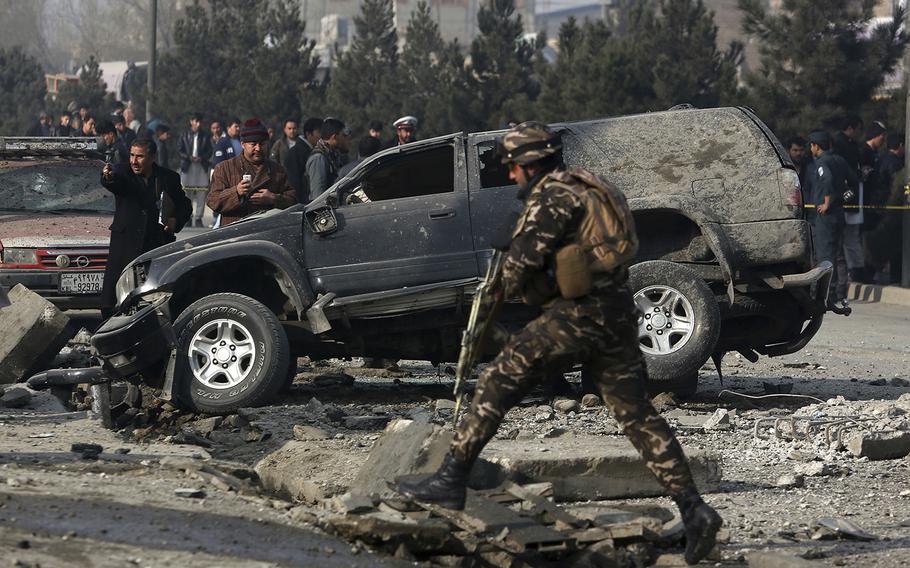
[2,299,908,566]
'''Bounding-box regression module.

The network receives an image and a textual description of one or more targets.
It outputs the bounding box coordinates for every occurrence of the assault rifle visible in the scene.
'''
[452,250,506,427]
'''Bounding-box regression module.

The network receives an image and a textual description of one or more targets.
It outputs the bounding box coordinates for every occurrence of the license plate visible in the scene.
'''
[59,272,104,294]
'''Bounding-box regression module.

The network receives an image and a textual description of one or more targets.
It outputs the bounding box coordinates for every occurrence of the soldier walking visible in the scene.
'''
[395,122,722,565]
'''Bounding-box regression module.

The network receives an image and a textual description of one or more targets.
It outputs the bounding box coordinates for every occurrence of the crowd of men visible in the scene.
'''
[786,117,906,312]
[26,103,422,228]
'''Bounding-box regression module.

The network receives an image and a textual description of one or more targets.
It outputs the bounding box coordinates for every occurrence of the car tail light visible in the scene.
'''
[778,168,803,216]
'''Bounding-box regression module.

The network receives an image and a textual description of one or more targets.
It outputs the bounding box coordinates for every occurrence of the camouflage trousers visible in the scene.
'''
[450,292,696,495]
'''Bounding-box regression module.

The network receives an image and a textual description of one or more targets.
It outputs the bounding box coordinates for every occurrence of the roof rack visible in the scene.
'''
[0,136,100,158]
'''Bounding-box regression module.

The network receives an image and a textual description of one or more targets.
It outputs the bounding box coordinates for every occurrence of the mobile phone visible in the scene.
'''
[242,174,252,183]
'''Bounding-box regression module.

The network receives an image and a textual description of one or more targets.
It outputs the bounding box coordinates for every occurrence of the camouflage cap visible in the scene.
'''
[498,121,562,165]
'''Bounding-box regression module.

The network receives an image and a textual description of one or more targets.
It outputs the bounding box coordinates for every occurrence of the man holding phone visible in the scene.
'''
[207,118,297,226]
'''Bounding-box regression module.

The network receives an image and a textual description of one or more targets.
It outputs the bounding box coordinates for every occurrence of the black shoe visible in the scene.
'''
[827,299,852,316]
[675,490,722,565]
[393,454,469,510]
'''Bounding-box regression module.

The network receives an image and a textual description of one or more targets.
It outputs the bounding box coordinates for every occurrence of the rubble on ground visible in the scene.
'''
[0,284,75,384]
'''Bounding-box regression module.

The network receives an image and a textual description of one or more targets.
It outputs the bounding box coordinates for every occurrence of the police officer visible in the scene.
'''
[808,131,851,315]
[394,122,722,565]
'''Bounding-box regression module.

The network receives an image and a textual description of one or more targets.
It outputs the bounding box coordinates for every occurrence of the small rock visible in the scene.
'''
[191,417,223,435]
[114,448,131,455]
[434,399,456,412]
[243,428,271,443]
[331,491,376,514]
[794,462,834,477]
[651,392,677,412]
[344,416,392,430]
[553,398,580,414]
[787,450,816,462]
[0,387,32,409]
[293,425,329,441]
[224,414,250,429]
[703,408,731,430]
[405,408,432,423]
[542,427,574,438]
[70,443,103,460]
[775,474,805,488]
[174,488,206,499]
[581,393,602,408]
[890,377,909,387]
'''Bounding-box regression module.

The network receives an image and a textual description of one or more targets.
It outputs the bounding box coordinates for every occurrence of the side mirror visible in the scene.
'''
[305,206,338,235]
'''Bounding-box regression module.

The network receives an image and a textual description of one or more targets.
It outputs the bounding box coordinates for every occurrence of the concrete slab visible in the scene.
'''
[846,431,910,460]
[0,284,74,384]
[351,419,454,499]
[478,436,722,502]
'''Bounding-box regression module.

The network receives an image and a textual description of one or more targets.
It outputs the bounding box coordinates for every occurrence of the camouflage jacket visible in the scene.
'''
[503,168,629,314]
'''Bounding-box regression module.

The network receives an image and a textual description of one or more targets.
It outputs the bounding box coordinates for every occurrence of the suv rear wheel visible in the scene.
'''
[628,261,720,396]
[173,293,290,414]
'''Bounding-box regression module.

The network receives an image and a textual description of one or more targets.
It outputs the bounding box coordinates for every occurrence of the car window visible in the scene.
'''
[476,141,514,189]
[344,143,455,204]
[0,162,114,213]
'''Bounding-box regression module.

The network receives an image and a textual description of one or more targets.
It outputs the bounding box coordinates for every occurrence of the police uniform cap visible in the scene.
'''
[393,116,418,129]
[807,131,831,147]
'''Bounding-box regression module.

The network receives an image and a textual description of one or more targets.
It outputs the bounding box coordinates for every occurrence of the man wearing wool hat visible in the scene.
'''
[207,118,296,226]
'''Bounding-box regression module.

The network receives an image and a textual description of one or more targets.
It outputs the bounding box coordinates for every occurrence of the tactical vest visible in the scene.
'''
[536,167,639,273]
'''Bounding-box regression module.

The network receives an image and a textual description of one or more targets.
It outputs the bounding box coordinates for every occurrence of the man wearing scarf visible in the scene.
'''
[207,118,297,226]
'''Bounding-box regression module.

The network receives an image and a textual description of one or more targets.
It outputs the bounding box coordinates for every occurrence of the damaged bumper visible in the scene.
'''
[755,260,833,357]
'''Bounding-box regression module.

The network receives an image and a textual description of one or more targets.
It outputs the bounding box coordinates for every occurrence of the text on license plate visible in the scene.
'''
[59,272,104,294]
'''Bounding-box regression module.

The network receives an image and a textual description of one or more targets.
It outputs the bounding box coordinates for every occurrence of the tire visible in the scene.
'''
[628,261,721,394]
[172,293,290,414]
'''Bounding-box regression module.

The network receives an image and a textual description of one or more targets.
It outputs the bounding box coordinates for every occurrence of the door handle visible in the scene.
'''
[429,208,456,220]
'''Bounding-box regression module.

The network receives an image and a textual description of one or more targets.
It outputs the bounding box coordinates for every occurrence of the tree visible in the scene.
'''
[460,0,540,131]
[50,55,115,118]
[0,47,47,135]
[326,0,401,135]
[646,0,742,109]
[537,1,740,123]
[738,0,908,138]
[400,1,465,137]
[155,0,319,130]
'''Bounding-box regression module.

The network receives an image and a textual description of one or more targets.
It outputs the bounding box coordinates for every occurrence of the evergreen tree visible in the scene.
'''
[0,47,46,135]
[400,1,464,137]
[647,0,742,109]
[52,56,115,118]
[738,0,908,138]
[326,0,400,135]
[460,0,540,130]
[156,0,319,129]
[537,1,739,122]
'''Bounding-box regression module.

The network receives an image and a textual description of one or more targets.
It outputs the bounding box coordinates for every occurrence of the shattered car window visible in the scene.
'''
[353,144,455,203]
[0,161,114,213]
[477,141,514,189]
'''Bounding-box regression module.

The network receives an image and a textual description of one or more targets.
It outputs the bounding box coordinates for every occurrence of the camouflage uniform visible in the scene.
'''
[449,167,696,496]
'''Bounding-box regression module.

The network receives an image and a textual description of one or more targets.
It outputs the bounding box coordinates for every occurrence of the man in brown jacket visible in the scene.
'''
[207,118,296,225]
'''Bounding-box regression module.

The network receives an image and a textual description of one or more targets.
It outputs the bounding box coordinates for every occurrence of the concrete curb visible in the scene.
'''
[849,283,910,307]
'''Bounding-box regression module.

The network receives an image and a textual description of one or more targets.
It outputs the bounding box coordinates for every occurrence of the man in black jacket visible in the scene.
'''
[177,112,214,227]
[100,138,191,317]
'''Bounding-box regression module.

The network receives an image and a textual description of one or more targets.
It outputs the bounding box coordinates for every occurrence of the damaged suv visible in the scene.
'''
[89,107,831,413]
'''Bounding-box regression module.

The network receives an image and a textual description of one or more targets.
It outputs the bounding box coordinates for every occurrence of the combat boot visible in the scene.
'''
[393,454,469,510]
[674,489,722,565]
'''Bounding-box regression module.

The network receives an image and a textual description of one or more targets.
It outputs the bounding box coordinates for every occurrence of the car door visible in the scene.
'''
[304,136,477,297]
[465,132,524,269]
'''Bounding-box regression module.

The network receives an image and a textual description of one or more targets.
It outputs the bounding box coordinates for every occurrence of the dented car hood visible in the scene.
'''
[0,211,110,248]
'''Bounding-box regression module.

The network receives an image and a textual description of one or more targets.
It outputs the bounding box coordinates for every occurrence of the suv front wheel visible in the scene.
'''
[173,293,290,414]
[628,261,720,396]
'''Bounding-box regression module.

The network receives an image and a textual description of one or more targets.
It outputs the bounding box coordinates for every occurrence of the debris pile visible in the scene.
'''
[318,482,696,566]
